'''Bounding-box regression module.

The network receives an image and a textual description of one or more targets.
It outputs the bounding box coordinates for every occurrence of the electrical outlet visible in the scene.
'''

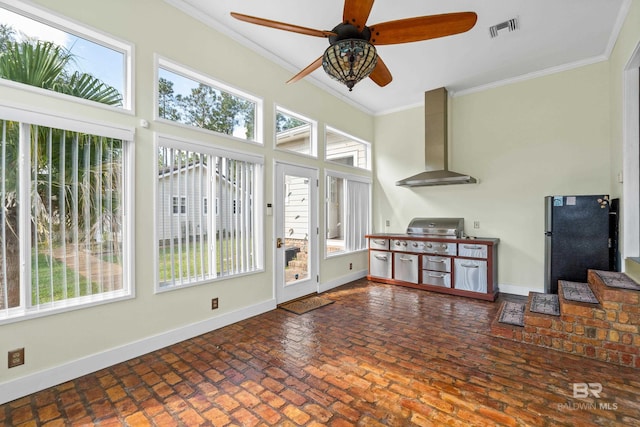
[8,348,24,368]
[473,221,480,229]
[211,298,219,310]
[385,220,390,227]
[349,263,353,270]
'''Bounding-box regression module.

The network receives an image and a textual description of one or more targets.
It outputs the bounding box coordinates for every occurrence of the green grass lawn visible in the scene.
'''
[158,238,253,283]
[31,238,251,302]
[32,252,96,303]
[158,240,210,282]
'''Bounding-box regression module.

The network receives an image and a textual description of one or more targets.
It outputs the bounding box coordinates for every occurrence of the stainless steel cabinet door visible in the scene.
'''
[422,256,452,272]
[454,259,488,292]
[369,250,392,279]
[422,271,451,288]
[369,238,389,250]
[394,253,419,284]
[458,243,488,258]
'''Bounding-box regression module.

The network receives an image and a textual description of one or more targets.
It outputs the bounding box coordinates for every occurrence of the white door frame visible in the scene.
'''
[622,41,640,262]
[274,161,319,303]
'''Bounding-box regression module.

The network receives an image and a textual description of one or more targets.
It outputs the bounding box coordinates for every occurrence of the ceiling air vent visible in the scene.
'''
[489,18,519,38]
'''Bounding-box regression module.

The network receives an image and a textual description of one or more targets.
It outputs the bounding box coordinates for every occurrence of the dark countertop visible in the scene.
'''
[366,233,500,245]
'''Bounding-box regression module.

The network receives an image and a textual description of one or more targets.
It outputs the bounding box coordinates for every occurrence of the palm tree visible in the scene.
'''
[0,40,122,105]
[0,38,123,309]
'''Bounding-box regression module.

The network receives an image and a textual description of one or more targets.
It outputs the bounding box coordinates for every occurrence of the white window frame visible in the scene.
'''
[325,126,371,171]
[324,169,372,258]
[0,102,135,324]
[154,134,264,292]
[0,0,134,111]
[171,196,186,215]
[274,105,317,158]
[155,56,263,145]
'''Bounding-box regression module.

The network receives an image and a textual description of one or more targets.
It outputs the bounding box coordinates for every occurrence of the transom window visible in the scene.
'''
[0,3,131,109]
[275,106,316,157]
[326,126,371,170]
[156,136,264,290]
[0,107,133,322]
[157,58,261,143]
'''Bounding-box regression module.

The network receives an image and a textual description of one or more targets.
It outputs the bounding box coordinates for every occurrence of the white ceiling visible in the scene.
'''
[166,0,629,115]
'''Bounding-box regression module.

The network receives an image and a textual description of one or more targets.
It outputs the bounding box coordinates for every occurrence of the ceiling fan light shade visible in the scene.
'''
[322,39,377,91]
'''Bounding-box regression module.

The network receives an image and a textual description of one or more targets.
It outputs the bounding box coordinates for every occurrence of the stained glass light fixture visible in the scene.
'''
[322,39,377,91]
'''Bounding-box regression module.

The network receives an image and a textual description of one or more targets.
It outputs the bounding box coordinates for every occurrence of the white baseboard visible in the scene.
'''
[0,298,276,405]
[498,283,541,296]
[318,269,367,293]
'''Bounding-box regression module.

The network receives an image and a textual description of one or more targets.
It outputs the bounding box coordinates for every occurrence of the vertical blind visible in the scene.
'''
[1,117,129,318]
[345,179,370,251]
[156,140,263,289]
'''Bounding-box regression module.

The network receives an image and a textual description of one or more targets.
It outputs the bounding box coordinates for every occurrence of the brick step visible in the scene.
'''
[588,270,640,308]
[490,301,525,340]
[287,260,307,269]
[558,280,603,320]
[526,292,560,316]
[492,269,640,368]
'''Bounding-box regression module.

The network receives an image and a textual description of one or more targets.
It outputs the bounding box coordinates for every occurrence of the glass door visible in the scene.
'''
[274,162,318,303]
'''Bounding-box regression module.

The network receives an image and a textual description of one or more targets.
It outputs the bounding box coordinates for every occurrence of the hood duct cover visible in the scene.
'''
[396,88,477,187]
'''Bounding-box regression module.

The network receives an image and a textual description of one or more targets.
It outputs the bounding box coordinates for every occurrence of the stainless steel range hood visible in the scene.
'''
[396,88,477,187]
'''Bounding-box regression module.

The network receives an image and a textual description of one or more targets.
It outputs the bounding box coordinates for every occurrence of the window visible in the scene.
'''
[326,126,371,170]
[157,58,261,143]
[0,107,133,322]
[275,106,316,156]
[172,196,186,215]
[326,172,371,256]
[156,136,264,290]
[0,3,131,109]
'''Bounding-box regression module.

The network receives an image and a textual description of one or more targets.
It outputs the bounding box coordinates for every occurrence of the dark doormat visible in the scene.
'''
[530,292,560,316]
[279,295,334,315]
[498,301,525,326]
[560,281,599,304]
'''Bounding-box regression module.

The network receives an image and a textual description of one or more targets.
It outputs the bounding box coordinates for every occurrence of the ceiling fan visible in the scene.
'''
[231,0,477,91]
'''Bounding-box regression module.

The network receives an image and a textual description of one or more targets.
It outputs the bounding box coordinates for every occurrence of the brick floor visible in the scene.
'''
[1,280,639,426]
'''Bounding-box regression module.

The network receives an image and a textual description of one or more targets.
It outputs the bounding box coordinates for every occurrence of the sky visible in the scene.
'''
[0,7,124,94]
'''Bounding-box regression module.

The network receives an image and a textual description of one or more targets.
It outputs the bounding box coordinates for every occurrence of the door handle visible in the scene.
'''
[276,237,283,248]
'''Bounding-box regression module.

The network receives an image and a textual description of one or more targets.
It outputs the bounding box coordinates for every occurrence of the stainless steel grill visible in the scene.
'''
[406,218,464,238]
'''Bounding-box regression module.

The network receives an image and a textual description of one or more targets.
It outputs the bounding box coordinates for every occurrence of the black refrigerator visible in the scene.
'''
[544,195,618,294]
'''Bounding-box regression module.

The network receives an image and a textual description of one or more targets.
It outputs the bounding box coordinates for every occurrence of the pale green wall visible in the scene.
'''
[374,62,611,293]
[0,0,372,387]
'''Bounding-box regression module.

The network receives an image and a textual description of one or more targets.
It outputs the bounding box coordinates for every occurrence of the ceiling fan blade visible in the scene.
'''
[231,12,335,38]
[369,12,477,45]
[369,57,392,87]
[343,0,375,31]
[286,56,323,84]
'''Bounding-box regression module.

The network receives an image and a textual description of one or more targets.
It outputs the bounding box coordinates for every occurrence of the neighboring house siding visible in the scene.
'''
[157,163,243,243]
[157,165,208,242]
[284,177,309,241]
[326,133,366,167]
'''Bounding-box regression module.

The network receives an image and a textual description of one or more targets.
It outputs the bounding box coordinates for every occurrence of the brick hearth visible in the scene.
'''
[492,270,640,368]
